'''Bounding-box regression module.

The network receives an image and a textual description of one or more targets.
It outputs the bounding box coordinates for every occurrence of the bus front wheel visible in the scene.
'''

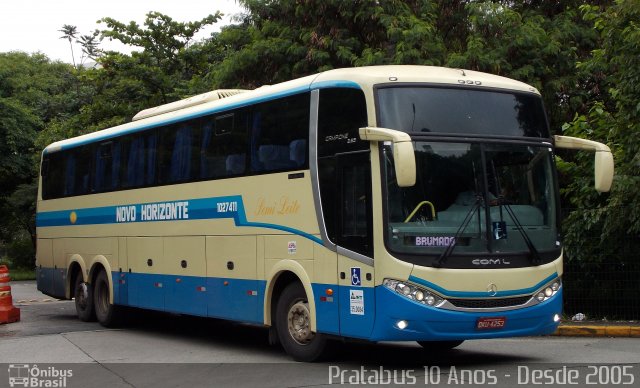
[276,282,327,362]
[94,270,122,327]
[74,273,95,322]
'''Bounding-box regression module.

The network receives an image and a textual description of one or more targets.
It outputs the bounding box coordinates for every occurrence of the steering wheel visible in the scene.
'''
[404,201,436,223]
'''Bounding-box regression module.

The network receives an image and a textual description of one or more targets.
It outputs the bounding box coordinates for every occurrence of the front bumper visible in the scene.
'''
[369,285,562,341]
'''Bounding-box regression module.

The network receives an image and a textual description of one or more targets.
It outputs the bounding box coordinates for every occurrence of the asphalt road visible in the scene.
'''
[1,281,639,387]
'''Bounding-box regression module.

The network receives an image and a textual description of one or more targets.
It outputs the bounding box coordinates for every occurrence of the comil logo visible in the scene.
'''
[8,364,72,387]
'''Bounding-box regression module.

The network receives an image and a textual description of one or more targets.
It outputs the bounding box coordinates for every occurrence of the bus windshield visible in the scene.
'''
[383,141,559,261]
[377,86,549,138]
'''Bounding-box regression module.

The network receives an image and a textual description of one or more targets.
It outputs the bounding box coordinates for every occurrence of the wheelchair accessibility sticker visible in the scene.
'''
[350,267,361,286]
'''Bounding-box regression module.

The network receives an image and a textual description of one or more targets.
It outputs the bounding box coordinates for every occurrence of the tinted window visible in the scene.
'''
[41,92,311,199]
[317,88,368,157]
[317,88,370,250]
[200,110,249,179]
[94,141,121,192]
[121,131,158,188]
[42,153,64,199]
[251,93,309,172]
[64,146,92,196]
[377,87,549,138]
[158,123,201,184]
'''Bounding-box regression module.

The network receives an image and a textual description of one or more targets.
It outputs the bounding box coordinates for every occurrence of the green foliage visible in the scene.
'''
[561,0,640,258]
[211,0,445,88]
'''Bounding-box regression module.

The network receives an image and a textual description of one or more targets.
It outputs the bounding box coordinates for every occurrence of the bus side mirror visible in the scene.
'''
[359,127,416,187]
[554,135,614,193]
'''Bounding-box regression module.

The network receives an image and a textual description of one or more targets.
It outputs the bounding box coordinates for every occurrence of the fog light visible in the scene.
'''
[396,320,408,330]
[553,314,560,322]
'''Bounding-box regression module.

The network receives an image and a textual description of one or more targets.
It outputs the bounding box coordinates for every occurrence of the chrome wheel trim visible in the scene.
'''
[287,300,314,345]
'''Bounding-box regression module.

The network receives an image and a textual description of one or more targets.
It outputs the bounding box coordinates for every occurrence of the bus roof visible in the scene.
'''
[43,66,539,155]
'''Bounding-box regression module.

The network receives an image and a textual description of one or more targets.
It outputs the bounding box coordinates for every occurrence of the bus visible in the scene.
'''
[36,66,614,361]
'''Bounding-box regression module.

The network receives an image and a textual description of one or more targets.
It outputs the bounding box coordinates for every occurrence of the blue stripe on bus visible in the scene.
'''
[408,272,558,298]
[44,80,361,154]
[36,195,324,245]
[115,271,267,324]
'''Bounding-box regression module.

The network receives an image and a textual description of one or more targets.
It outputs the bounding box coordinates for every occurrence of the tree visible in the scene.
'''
[210,0,445,88]
[77,31,102,66]
[59,24,79,68]
[561,0,640,247]
[0,52,78,267]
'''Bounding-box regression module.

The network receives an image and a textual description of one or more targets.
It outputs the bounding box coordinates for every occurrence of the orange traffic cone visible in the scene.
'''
[0,265,20,323]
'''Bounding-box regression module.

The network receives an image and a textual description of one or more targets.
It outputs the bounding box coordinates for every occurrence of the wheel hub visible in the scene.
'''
[287,301,314,345]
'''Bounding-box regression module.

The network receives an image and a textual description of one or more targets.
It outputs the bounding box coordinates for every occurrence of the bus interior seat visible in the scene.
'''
[226,154,246,175]
[258,144,293,171]
[289,139,306,167]
[201,155,227,179]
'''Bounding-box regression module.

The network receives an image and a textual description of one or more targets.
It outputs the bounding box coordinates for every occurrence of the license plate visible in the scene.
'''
[476,317,506,330]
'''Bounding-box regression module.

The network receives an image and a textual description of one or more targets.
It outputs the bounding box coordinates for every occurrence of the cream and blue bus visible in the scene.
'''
[36,66,613,361]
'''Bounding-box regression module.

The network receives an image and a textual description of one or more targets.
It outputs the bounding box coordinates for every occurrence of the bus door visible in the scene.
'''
[335,151,376,339]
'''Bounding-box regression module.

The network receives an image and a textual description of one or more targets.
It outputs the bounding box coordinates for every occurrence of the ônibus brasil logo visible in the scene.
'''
[8,364,72,387]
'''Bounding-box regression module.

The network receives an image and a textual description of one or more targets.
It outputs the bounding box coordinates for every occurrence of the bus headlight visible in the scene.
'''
[534,278,562,303]
[383,279,444,307]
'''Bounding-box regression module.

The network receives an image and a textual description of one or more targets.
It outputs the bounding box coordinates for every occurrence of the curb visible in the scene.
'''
[554,325,640,338]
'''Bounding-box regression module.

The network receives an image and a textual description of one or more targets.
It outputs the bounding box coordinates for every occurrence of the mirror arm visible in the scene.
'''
[554,135,610,153]
[554,135,614,193]
[359,127,416,187]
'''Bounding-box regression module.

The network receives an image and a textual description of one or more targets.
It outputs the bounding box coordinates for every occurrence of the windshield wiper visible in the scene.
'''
[433,194,482,268]
[499,197,542,265]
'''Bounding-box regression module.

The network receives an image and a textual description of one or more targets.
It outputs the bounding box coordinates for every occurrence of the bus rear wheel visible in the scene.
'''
[417,340,464,350]
[94,270,122,327]
[74,273,95,321]
[276,282,327,362]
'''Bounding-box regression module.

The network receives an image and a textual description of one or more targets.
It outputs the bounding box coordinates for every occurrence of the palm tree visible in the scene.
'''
[59,24,78,68]
[78,32,102,66]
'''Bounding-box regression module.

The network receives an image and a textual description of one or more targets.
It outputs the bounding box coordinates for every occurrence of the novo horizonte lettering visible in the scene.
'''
[115,201,189,223]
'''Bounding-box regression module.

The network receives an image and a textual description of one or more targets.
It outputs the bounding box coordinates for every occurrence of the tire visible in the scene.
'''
[417,340,464,350]
[74,272,95,322]
[276,282,327,362]
[94,270,122,327]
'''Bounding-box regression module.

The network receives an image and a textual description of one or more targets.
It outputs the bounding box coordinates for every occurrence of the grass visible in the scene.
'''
[7,268,36,281]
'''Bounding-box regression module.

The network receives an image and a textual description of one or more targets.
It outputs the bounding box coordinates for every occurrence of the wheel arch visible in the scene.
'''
[88,256,114,304]
[66,254,87,300]
[264,260,316,332]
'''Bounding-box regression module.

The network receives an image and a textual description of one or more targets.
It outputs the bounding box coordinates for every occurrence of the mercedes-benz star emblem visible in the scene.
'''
[487,283,498,296]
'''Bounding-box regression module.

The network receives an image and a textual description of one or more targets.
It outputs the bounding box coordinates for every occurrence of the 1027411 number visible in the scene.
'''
[216,201,238,213]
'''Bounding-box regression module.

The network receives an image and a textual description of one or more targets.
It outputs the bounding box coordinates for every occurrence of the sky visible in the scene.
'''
[0,0,244,63]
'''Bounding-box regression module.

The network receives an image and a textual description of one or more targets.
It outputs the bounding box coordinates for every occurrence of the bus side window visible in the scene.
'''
[122,136,145,188]
[64,153,76,196]
[42,153,65,200]
[94,141,121,192]
[317,87,369,250]
[337,153,373,257]
[251,93,309,173]
[200,110,249,179]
